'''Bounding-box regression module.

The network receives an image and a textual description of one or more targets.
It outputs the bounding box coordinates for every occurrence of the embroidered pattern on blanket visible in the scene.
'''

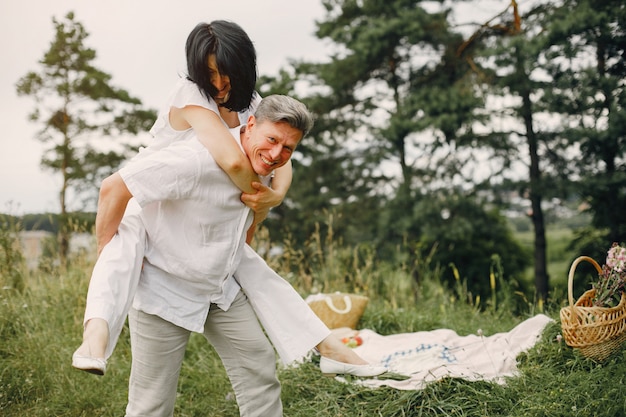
[331,314,554,390]
[381,343,457,375]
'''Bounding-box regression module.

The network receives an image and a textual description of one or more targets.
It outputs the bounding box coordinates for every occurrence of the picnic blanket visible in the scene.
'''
[334,314,553,390]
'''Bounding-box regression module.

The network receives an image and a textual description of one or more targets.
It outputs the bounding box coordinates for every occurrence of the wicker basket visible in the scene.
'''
[307,293,369,329]
[560,256,626,361]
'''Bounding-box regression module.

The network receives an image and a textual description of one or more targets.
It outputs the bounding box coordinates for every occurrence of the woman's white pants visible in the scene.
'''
[84,200,145,359]
[83,199,330,364]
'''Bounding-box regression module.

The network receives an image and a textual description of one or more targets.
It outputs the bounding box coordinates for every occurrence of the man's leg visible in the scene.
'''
[204,291,282,417]
[125,308,189,417]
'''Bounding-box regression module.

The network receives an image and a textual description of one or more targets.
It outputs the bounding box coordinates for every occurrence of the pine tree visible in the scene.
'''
[16,12,155,264]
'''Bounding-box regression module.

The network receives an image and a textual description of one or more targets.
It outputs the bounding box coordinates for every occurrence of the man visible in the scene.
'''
[97,95,313,417]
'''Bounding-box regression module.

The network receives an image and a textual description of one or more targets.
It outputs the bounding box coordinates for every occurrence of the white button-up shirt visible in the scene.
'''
[119,129,269,333]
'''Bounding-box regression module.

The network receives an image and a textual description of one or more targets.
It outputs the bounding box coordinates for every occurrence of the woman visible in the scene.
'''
[72,20,385,378]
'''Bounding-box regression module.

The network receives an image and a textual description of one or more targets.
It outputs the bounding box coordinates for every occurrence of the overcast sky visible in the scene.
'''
[0,0,508,215]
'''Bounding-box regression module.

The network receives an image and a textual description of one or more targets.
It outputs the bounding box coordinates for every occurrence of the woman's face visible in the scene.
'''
[207,54,231,103]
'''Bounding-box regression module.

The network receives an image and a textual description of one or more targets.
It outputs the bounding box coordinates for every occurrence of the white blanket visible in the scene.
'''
[336,314,553,390]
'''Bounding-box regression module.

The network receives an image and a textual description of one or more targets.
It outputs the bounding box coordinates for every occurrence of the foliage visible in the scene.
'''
[260,203,530,312]
[260,0,522,299]
[465,0,570,301]
[539,0,626,248]
[261,0,485,249]
[15,12,155,263]
[0,215,26,292]
[0,212,96,234]
[380,191,532,306]
[15,12,155,210]
[254,0,626,305]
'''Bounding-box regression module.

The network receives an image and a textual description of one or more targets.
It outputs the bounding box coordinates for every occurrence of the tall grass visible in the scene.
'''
[1,221,626,416]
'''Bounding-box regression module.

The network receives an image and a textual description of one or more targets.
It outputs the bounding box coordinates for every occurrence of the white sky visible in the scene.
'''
[0,0,512,215]
[0,0,330,214]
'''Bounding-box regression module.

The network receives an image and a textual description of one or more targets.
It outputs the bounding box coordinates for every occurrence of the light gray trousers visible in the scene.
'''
[124,291,282,417]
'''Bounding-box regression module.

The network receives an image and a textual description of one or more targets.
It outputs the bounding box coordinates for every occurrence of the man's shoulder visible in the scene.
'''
[128,138,212,171]
[160,136,206,154]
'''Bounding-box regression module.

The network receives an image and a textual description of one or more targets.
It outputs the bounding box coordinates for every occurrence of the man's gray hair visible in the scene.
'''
[254,95,314,138]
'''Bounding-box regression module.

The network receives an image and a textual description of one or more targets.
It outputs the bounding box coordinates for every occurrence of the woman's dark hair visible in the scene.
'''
[185,20,257,112]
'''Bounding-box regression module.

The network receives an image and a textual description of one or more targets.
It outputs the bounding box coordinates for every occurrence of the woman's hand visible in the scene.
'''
[241,181,284,213]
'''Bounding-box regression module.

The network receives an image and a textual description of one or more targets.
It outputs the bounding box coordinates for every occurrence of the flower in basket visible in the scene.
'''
[592,243,626,307]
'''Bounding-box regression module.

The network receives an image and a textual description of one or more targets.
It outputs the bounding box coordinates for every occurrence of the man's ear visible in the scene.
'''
[241,115,255,145]
[246,115,256,130]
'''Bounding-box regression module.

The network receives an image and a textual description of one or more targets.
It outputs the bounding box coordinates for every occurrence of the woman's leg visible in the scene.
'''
[235,245,385,377]
[73,199,145,371]
[203,291,282,417]
[125,308,189,417]
[235,244,330,364]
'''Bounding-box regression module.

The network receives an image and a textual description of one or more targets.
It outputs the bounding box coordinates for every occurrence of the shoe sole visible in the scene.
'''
[72,355,106,376]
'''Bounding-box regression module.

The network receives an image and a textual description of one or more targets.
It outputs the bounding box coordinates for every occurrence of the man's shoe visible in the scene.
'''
[72,351,106,376]
[319,357,386,377]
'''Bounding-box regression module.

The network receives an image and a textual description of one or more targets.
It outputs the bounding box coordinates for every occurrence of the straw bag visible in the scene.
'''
[306,292,369,329]
[560,256,626,361]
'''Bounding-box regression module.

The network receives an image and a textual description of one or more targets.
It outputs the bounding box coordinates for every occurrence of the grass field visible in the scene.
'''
[2,225,626,416]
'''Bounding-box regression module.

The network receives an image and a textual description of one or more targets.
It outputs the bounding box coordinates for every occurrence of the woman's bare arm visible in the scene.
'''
[172,105,259,194]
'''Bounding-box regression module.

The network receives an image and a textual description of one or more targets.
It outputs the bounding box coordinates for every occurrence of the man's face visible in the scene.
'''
[242,116,301,176]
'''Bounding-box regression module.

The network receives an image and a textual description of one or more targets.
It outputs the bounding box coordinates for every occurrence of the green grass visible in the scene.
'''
[2,226,626,416]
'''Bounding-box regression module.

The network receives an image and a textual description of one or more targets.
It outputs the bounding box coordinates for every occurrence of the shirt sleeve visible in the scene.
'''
[119,140,205,207]
[149,78,220,139]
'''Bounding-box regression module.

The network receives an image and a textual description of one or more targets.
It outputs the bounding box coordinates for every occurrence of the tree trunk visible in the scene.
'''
[58,123,71,267]
[516,47,549,302]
